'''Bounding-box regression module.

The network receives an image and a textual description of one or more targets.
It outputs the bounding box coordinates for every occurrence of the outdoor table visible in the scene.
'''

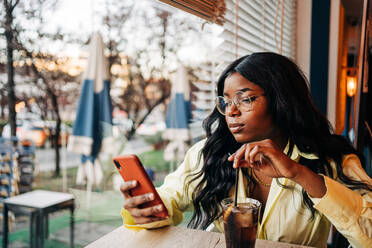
[2,190,74,248]
[85,225,314,248]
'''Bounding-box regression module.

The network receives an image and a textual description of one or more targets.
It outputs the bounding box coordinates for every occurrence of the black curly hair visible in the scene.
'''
[186,52,371,230]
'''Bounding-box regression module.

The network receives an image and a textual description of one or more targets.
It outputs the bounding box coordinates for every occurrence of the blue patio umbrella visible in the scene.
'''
[68,32,113,186]
[163,65,191,169]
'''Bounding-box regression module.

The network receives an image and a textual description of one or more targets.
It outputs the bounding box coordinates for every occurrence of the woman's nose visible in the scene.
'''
[226,103,240,116]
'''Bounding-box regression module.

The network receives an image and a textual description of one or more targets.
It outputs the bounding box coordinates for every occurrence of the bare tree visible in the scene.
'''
[2,0,20,138]
[13,48,79,176]
[117,56,171,140]
[100,0,198,140]
[100,0,133,77]
[1,0,80,176]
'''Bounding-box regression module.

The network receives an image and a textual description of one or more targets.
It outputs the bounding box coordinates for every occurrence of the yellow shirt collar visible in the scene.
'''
[283,141,319,161]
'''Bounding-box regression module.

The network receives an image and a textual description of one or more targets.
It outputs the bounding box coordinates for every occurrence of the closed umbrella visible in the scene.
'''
[68,32,113,187]
[163,65,191,171]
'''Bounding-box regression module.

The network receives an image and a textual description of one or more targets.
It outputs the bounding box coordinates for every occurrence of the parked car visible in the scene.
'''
[21,125,48,147]
[2,121,47,147]
[2,121,70,148]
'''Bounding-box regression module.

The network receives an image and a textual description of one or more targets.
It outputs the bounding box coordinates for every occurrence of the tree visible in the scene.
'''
[0,63,8,119]
[1,0,80,176]
[2,0,19,138]
[115,56,171,140]
[12,50,80,177]
[100,0,199,140]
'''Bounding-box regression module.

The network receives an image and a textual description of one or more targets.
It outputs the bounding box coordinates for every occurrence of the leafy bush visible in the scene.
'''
[138,149,170,172]
[141,131,163,144]
[140,131,166,150]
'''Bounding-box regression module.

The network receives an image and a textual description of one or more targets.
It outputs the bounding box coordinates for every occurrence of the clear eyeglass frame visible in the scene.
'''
[215,91,263,115]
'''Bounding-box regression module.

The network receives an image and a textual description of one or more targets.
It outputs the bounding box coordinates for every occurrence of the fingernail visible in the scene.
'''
[147,193,154,200]
[131,180,137,186]
[156,205,163,211]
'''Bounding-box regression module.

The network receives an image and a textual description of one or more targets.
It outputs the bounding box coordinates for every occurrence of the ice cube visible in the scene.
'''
[234,211,255,227]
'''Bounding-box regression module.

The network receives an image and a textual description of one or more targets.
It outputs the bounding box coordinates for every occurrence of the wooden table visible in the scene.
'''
[2,190,74,248]
[86,225,314,248]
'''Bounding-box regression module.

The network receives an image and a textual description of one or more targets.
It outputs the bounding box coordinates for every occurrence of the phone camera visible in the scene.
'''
[114,160,121,169]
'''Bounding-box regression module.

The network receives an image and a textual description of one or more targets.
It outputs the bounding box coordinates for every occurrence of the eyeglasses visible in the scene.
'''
[215,91,264,115]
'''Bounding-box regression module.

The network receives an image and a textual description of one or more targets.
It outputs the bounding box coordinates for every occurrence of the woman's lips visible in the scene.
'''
[228,123,244,133]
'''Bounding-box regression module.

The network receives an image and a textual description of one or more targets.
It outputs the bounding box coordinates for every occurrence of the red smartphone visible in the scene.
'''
[113,154,168,218]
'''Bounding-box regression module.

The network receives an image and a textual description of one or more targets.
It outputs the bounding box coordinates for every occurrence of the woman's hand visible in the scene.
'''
[228,139,327,198]
[120,180,166,224]
[228,139,301,180]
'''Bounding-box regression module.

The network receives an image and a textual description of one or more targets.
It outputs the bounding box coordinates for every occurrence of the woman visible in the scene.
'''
[120,52,372,247]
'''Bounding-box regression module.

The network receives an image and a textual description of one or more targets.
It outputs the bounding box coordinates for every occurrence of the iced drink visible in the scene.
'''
[222,197,261,248]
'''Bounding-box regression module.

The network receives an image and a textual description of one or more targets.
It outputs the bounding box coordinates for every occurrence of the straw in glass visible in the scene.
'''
[234,167,239,207]
[228,152,239,207]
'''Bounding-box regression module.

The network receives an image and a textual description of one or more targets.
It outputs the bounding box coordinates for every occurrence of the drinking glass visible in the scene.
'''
[222,197,261,248]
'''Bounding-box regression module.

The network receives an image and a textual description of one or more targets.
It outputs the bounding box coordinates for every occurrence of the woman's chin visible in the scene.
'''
[232,134,261,144]
[232,134,251,144]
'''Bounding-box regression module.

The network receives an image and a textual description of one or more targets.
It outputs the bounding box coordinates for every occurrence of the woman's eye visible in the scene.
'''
[249,96,258,102]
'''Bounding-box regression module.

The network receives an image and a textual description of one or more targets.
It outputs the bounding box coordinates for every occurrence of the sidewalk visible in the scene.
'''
[116,137,153,155]
[2,137,155,247]
[1,190,125,248]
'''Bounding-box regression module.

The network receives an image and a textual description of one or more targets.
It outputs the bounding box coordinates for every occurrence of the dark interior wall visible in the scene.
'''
[310,0,331,115]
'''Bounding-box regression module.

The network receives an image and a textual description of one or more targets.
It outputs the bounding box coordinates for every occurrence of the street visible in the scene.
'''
[35,147,81,172]
[34,137,152,172]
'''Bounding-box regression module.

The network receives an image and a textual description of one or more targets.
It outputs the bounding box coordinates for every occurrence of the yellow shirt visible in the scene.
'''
[121,140,372,248]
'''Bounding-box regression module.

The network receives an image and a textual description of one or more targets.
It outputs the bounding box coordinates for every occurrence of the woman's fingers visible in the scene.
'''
[128,204,167,224]
[123,193,155,209]
[228,144,259,168]
[233,144,247,168]
[228,139,296,178]
[120,181,167,225]
[245,143,264,166]
[244,145,252,166]
[120,180,137,198]
[249,145,269,165]
[130,204,164,217]
[228,140,275,168]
